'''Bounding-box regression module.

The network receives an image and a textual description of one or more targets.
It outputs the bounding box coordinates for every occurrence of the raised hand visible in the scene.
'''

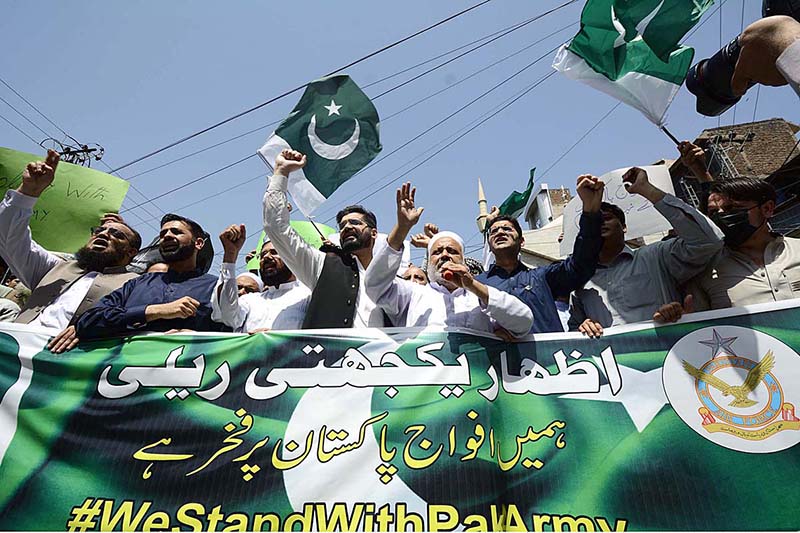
[424,223,439,238]
[410,232,430,248]
[576,174,605,213]
[219,224,246,262]
[396,182,424,231]
[274,149,307,177]
[19,149,60,198]
[622,166,665,204]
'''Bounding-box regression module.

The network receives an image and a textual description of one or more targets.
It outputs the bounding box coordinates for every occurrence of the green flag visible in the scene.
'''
[498,168,535,219]
[553,0,713,125]
[0,147,130,253]
[245,221,336,270]
[257,75,381,215]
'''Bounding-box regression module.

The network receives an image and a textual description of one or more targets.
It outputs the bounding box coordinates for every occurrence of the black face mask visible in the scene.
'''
[711,208,761,247]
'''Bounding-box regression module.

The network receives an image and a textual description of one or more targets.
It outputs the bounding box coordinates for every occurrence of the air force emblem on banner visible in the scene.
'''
[664,326,800,453]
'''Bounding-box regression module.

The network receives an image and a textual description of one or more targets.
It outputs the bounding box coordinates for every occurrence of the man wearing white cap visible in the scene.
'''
[235,272,264,296]
[365,183,533,338]
[212,224,310,332]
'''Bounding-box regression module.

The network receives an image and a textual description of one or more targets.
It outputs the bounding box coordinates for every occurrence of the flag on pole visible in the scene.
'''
[498,168,536,219]
[553,0,712,125]
[258,75,381,215]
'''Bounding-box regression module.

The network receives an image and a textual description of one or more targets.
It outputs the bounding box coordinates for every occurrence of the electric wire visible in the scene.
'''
[108,0,496,174]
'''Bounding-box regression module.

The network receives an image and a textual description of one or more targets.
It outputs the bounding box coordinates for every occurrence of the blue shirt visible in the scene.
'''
[476,212,602,333]
[76,270,230,338]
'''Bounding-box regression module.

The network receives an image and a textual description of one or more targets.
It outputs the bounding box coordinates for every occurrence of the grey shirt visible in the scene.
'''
[690,236,800,310]
[568,194,724,328]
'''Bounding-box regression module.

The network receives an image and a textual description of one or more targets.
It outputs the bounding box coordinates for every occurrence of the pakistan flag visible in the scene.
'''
[553,0,713,125]
[258,75,381,215]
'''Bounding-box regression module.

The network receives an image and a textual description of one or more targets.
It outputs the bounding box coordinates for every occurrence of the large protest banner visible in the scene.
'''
[0,301,798,531]
[0,148,130,253]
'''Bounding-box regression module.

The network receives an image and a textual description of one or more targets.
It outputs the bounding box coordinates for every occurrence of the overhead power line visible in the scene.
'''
[121,153,258,213]
[122,12,576,187]
[326,71,557,221]
[108,0,495,174]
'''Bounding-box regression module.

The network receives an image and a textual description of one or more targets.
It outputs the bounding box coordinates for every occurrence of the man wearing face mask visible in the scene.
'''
[689,178,798,309]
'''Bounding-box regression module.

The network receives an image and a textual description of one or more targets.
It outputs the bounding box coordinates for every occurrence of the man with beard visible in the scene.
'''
[76,214,229,338]
[211,224,310,332]
[569,167,724,337]
[366,182,533,338]
[0,150,141,353]
[263,149,385,328]
[476,174,604,334]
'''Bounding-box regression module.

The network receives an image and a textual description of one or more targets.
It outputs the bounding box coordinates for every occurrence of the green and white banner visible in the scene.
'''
[1,300,799,531]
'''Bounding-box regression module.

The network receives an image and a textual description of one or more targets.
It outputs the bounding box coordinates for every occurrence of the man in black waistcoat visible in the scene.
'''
[263,149,387,328]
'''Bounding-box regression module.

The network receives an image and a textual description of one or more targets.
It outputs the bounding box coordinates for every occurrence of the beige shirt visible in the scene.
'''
[691,236,800,310]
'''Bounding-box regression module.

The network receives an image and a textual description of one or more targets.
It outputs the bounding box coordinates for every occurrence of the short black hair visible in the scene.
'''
[709,177,776,205]
[600,202,626,227]
[160,213,207,240]
[122,224,142,252]
[487,215,523,239]
[336,205,377,229]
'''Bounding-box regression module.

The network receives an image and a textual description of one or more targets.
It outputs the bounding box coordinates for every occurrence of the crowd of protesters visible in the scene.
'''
[0,15,799,351]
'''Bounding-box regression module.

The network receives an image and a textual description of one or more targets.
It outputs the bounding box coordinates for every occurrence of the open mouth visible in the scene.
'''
[161,241,179,253]
[90,237,109,249]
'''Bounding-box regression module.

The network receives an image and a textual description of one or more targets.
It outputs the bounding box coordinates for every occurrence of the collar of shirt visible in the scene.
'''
[264,279,302,295]
[599,245,636,268]
[430,281,466,297]
[99,265,131,275]
[486,261,529,278]
[163,269,205,282]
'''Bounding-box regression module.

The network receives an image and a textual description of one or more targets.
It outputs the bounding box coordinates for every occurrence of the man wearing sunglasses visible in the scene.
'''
[76,213,229,339]
[263,149,386,328]
[0,150,141,353]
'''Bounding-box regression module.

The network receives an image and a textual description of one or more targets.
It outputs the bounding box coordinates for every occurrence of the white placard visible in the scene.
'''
[559,165,676,257]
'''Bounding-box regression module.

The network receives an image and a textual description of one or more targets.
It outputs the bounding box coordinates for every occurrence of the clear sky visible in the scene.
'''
[2,0,798,271]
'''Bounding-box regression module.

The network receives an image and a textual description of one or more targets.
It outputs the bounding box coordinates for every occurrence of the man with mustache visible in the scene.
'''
[366,182,533,338]
[570,167,724,337]
[76,214,229,338]
[0,150,142,353]
[211,224,310,332]
[476,174,604,334]
[263,149,386,328]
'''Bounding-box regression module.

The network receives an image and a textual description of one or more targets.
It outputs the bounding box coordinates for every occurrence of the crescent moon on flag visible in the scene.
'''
[307,114,360,160]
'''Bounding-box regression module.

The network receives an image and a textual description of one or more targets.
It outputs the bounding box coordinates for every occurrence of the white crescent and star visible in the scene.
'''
[307,99,361,161]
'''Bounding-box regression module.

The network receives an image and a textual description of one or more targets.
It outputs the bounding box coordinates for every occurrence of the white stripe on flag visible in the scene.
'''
[0,331,47,466]
[552,45,680,126]
[258,134,327,215]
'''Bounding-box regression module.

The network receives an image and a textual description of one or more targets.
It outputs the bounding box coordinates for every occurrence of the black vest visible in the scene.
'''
[302,252,360,329]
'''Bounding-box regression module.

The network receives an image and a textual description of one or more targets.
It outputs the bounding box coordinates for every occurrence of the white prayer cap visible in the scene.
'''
[237,272,264,292]
[427,231,464,255]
